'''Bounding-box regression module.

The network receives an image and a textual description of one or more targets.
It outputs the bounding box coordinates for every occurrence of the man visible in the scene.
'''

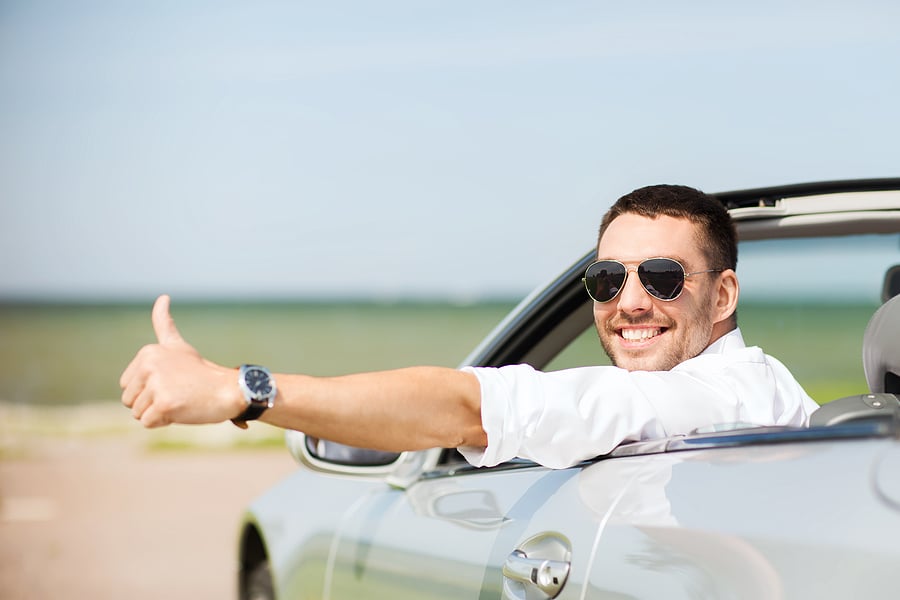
[120,185,818,469]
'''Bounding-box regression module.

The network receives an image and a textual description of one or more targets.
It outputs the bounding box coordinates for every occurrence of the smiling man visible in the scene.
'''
[120,185,818,469]
[592,186,739,372]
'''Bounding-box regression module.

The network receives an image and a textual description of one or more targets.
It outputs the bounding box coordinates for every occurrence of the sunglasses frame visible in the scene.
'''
[582,257,724,303]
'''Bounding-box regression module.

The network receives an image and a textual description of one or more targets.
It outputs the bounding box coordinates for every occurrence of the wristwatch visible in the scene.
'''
[233,364,277,425]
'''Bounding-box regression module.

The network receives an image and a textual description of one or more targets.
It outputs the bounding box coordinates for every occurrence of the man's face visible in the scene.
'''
[593,213,721,371]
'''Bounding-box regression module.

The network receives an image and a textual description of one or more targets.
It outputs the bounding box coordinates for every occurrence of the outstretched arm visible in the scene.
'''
[120,295,487,452]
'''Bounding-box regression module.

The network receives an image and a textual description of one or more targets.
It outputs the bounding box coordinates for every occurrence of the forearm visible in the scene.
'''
[120,296,485,451]
[259,366,486,452]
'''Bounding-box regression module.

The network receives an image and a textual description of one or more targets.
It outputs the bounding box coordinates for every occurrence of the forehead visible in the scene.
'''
[597,213,704,263]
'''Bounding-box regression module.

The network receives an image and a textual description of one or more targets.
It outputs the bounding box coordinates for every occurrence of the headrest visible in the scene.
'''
[863,294,900,393]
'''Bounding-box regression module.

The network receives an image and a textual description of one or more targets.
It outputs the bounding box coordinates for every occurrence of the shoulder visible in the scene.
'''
[678,328,767,370]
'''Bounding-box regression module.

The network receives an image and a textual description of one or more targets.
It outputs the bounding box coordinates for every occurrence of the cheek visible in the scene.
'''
[680,298,717,343]
[593,303,613,328]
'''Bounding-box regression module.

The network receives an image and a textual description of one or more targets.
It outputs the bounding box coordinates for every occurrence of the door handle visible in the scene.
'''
[502,549,570,599]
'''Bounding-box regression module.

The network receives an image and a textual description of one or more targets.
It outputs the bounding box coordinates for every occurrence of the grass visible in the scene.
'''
[0,300,515,406]
[0,299,879,409]
[144,433,287,452]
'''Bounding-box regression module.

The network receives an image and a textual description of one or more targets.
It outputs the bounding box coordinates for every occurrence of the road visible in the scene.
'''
[0,404,297,600]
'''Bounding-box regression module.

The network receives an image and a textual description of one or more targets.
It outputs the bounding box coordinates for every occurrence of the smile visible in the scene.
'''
[619,327,665,341]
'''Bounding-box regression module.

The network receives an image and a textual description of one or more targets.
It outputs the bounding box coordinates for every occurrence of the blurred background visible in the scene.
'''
[1,1,899,598]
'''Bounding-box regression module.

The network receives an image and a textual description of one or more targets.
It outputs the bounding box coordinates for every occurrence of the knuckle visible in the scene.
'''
[137,343,160,362]
[149,394,179,423]
[140,409,160,428]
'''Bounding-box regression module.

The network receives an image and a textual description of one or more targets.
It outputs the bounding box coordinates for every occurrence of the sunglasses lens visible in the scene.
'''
[638,258,685,300]
[583,261,627,302]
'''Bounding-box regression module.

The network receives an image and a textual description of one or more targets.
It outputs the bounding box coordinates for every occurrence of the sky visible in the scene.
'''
[1,1,899,302]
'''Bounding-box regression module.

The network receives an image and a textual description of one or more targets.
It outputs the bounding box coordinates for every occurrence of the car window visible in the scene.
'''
[545,233,900,404]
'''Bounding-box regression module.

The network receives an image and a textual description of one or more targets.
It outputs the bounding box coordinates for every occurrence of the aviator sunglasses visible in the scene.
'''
[582,257,724,303]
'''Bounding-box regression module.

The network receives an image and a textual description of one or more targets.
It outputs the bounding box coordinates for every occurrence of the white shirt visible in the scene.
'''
[459,328,819,469]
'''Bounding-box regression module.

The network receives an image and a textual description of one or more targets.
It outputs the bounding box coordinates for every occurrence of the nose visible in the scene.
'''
[616,267,652,314]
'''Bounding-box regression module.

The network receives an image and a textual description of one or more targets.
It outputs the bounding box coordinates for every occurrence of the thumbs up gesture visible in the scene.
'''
[150,293,186,346]
[120,295,243,427]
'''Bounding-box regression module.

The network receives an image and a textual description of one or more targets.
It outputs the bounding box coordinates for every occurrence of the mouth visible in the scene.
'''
[617,326,667,345]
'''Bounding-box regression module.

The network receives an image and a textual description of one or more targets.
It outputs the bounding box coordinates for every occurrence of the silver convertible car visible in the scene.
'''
[238,179,900,600]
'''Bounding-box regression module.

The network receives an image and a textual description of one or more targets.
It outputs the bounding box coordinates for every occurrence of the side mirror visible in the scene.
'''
[304,436,400,467]
[285,430,443,489]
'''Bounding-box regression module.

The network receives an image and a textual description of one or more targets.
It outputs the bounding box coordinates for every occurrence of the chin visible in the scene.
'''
[600,330,683,372]
[617,359,666,372]
[611,349,681,372]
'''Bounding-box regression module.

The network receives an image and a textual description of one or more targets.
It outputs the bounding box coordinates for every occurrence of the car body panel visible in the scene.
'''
[580,439,900,599]
[251,429,900,599]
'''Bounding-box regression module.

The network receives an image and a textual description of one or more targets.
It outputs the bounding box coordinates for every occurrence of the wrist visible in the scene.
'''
[232,364,277,426]
[220,365,247,420]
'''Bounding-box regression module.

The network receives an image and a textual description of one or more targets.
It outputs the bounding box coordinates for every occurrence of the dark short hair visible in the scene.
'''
[598,184,738,271]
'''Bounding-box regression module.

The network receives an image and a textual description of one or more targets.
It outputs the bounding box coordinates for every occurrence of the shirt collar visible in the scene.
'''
[700,327,746,356]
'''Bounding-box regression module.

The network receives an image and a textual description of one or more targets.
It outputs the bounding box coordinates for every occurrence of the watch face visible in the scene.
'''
[245,367,274,397]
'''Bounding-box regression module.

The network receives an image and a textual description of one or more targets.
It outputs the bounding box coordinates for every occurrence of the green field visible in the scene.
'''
[0,300,879,406]
[0,301,515,406]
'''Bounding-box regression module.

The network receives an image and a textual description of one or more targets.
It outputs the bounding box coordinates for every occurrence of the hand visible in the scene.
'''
[120,295,243,428]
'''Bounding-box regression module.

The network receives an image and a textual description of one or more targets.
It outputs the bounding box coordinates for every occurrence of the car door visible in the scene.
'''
[324,460,608,599]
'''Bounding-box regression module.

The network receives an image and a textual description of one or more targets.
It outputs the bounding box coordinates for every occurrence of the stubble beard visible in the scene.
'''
[597,311,714,372]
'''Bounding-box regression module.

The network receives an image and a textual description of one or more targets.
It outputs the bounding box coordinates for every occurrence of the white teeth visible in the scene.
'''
[621,328,661,341]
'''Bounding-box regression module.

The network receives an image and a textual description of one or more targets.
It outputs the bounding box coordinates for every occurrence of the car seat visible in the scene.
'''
[863,292,900,394]
[808,292,900,426]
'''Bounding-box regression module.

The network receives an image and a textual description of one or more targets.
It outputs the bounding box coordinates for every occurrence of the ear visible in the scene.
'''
[713,269,739,325]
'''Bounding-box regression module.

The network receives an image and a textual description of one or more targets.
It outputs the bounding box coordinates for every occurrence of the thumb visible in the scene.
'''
[151,294,186,345]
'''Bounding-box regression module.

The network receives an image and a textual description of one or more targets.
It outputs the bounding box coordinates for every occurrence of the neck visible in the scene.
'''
[709,320,737,346]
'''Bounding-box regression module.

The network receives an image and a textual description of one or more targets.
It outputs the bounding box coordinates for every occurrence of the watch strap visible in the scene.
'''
[233,401,269,423]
